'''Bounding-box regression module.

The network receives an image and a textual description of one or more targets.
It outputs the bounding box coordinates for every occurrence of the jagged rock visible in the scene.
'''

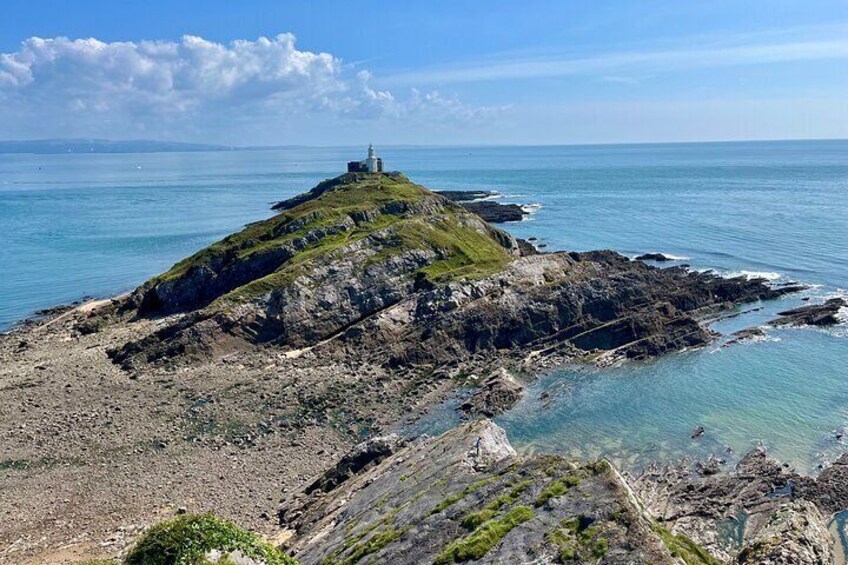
[434,190,528,222]
[737,500,834,564]
[433,190,496,202]
[303,434,405,495]
[632,447,848,562]
[458,368,524,418]
[768,298,846,327]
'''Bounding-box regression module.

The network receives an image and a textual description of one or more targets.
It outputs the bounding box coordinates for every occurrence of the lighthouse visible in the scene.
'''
[365,144,379,173]
[346,145,384,173]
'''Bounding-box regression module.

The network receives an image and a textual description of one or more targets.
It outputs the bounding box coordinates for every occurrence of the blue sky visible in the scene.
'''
[1,0,846,145]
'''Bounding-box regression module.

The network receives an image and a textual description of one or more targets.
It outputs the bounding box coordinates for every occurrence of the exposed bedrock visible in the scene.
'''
[279,420,844,564]
[633,447,846,563]
[279,420,684,564]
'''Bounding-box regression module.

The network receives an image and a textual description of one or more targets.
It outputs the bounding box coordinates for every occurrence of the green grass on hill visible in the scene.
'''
[151,172,514,304]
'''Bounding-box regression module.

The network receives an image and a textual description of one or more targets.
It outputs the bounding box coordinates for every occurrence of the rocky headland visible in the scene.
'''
[1,171,844,564]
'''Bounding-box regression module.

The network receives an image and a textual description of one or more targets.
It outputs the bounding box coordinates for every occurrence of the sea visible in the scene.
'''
[1,140,846,476]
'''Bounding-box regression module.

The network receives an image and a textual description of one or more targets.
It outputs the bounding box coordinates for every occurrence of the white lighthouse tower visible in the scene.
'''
[365,144,379,173]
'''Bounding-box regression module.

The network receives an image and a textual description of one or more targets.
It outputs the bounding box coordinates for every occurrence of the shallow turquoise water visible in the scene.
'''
[1,140,846,473]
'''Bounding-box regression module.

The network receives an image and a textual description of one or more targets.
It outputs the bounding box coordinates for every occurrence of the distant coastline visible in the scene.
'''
[0,138,235,154]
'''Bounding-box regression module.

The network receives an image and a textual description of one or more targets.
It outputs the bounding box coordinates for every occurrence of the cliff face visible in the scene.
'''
[107,172,798,374]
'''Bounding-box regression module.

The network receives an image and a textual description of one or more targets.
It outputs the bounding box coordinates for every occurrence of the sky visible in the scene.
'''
[1,0,847,146]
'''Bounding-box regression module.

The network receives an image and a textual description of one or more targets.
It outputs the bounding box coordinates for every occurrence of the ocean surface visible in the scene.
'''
[1,140,847,475]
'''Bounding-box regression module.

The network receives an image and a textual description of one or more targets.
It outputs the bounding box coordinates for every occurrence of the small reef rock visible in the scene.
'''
[635,253,678,262]
[632,447,845,563]
[458,367,524,418]
[104,172,802,378]
[279,420,692,564]
[461,200,527,223]
[768,297,847,328]
[724,327,766,347]
[435,189,529,223]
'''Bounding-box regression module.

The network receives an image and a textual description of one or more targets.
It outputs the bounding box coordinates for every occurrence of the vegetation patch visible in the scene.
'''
[461,479,533,529]
[435,505,534,563]
[124,513,296,565]
[428,476,499,516]
[534,475,581,507]
[546,515,608,562]
[654,523,723,565]
[330,526,409,565]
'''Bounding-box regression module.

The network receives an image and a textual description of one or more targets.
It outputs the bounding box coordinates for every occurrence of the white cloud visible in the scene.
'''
[0,33,498,143]
[383,33,848,86]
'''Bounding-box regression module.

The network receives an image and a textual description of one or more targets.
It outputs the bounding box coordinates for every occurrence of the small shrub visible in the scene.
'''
[124,513,296,565]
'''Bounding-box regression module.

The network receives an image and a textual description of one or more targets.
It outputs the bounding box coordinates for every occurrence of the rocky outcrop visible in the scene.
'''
[435,189,529,223]
[737,500,834,564]
[279,420,688,564]
[633,448,848,563]
[636,253,676,262]
[303,434,405,495]
[107,173,804,382]
[461,200,527,222]
[458,368,524,418]
[768,297,846,327]
[809,453,848,514]
[434,190,497,202]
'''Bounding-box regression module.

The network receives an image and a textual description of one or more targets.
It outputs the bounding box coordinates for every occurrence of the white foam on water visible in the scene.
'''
[724,270,783,281]
[521,203,543,213]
